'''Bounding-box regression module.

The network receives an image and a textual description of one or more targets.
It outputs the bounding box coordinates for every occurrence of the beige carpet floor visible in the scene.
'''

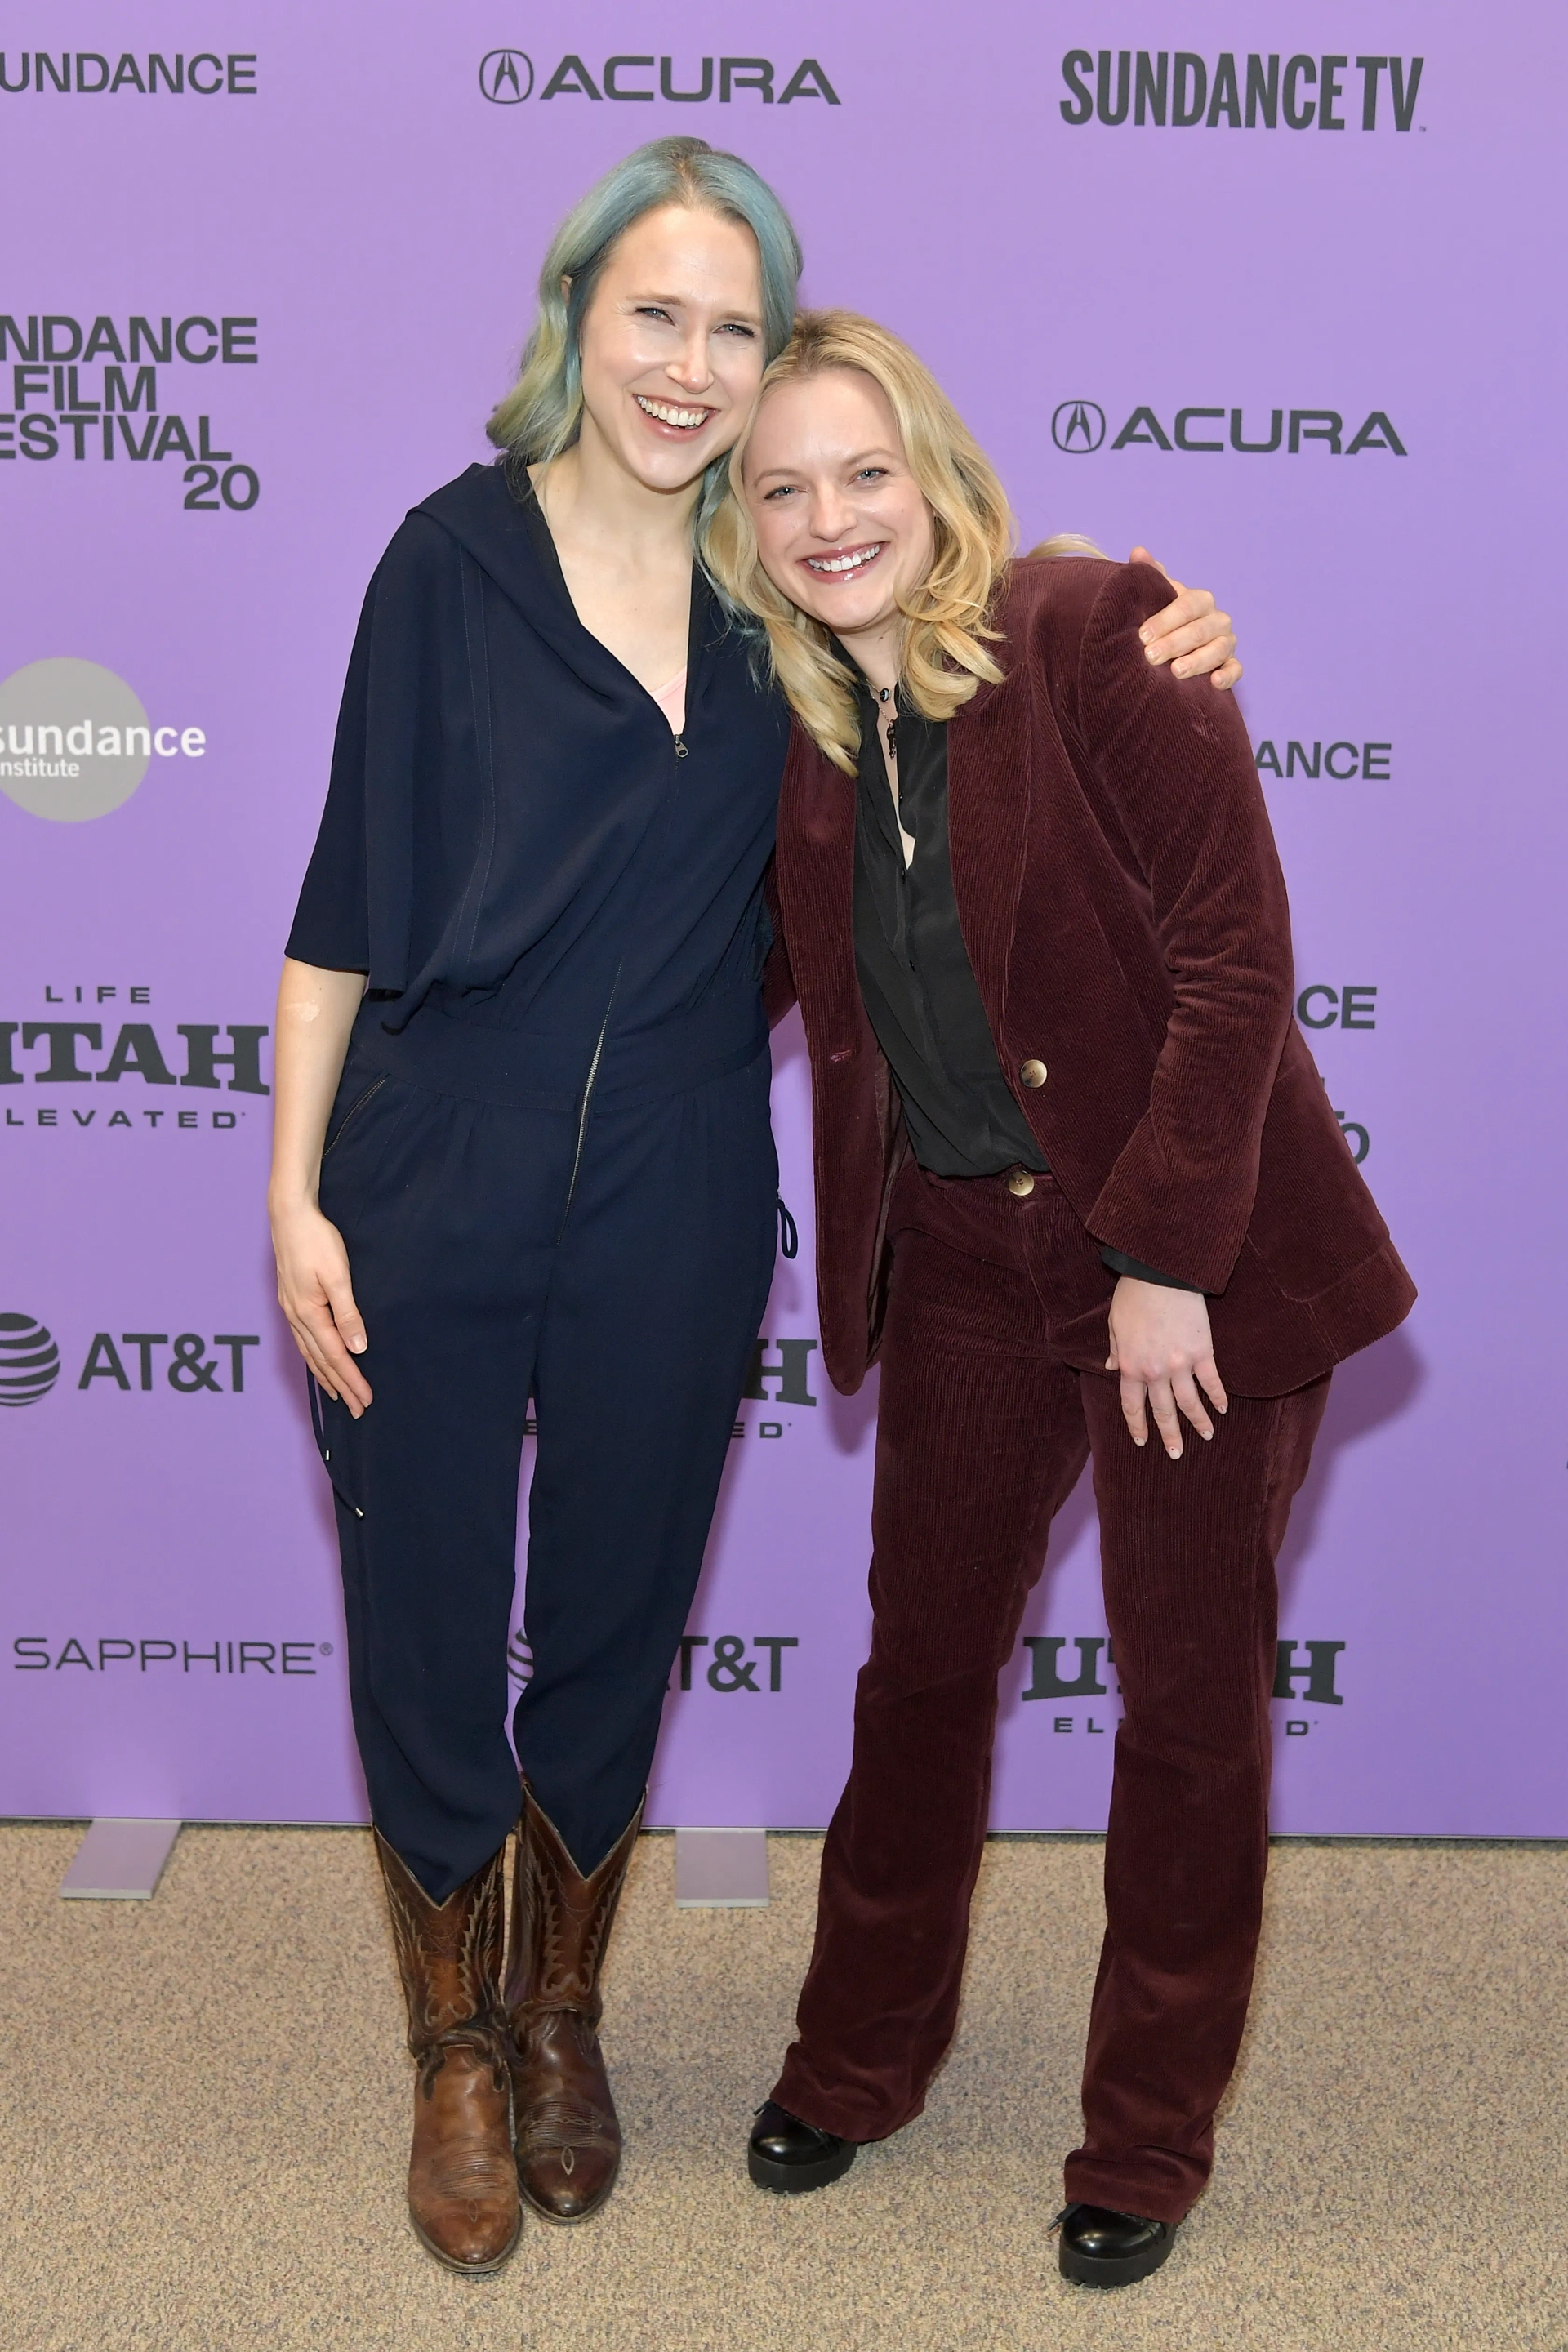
[1,1823,1563,2351]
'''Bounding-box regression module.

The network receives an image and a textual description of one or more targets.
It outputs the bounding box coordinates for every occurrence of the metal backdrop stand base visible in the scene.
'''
[60,1820,182,1900]
[674,1826,769,1908]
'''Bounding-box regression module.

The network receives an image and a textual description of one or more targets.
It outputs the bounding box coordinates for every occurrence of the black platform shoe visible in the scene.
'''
[747,2101,858,2194]
[1057,2202,1178,2287]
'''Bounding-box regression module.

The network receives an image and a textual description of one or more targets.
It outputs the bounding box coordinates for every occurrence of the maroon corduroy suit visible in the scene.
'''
[764,556,1414,2222]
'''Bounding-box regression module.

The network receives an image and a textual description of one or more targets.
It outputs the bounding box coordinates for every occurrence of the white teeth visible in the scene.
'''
[636,394,710,429]
[806,546,884,574]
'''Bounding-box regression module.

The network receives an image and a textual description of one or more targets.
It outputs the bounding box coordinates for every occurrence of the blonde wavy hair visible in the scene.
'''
[706,309,1098,773]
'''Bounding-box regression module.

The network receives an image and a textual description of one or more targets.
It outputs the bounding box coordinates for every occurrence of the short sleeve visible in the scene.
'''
[284,581,376,970]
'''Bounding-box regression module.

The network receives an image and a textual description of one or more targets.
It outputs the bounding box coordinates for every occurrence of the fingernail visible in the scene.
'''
[1172,661,1188,677]
[1145,645,1161,662]
[350,1337,366,1352]
[1138,626,1152,644]
[1201,1428,1214,1441]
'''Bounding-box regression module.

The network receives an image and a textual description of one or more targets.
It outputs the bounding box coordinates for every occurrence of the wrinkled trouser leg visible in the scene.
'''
[1064,1370,1330,2222]
[774,1185,1089,2140]
[776,1163,1329,2223]
[316,1044,776,1900]
[515,1050,777,1875]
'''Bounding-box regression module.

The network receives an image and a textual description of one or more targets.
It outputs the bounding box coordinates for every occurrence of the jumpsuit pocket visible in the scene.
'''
[318,1067,412,1241]
[308,1372,366,1519]
[321,1074,385,1160]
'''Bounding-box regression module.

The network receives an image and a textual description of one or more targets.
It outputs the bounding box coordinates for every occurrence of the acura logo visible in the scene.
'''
[1052,399,1105,453]
[479,47,535,102]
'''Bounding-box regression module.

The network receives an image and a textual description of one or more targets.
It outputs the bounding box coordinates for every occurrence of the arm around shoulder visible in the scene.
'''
[1068,562,1295,1294]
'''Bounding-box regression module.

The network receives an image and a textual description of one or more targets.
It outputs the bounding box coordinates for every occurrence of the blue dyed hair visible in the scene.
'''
[487,136,802,557]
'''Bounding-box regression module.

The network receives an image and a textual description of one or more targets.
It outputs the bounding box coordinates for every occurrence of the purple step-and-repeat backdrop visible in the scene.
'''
[2,4,1562,1835]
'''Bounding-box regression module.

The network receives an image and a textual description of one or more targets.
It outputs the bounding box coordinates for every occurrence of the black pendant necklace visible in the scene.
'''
[878,684,898,760]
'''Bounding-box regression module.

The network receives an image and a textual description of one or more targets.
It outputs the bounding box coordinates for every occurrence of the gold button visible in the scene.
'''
[1020,1058,1048,1088]
[1007,1169,1036,1198]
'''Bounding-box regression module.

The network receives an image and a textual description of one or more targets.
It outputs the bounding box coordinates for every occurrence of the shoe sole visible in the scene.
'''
[1058,2230,1176,2289]
[748,2138,858,2194]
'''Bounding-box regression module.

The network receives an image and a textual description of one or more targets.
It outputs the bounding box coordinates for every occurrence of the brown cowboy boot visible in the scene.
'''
[375,1832,522,2274]
[505,1784,644,2223]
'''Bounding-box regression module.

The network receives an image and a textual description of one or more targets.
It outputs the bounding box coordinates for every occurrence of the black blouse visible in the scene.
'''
[850,680,1045,1178]
[849,679,1194,1291]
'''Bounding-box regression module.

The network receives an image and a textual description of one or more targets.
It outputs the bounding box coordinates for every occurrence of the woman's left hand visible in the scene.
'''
[1129,547,1241,689]
[1106,1276,1228,1459]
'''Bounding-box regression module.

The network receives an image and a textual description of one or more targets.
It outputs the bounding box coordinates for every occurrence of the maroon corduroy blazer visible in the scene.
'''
[767,556,1415,1400]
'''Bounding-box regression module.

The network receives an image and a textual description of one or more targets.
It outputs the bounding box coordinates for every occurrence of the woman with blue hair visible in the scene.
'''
[266,136,1241,2274]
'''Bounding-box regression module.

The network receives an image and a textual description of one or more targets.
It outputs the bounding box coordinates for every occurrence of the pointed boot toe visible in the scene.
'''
[406,2046,524,2272]
[514,2011,622,2222]
[376,1834,522,2276]
[518,2145,619,2225]
[517,2106,621,2220]
[506,1786,642,2226]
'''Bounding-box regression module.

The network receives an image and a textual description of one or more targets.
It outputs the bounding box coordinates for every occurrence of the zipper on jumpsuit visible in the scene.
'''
[559,728,688,1227]
[560,972,620,1232]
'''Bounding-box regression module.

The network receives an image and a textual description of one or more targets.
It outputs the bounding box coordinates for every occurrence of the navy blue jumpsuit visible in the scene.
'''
[287,464,791,1899]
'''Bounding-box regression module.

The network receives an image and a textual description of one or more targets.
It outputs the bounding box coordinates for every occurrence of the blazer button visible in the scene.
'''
[1007,1169,1036,1198]
[1020,1058,1048,1088]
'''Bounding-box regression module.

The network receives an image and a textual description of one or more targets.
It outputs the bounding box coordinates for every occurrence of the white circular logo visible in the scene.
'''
[0,657,153,822]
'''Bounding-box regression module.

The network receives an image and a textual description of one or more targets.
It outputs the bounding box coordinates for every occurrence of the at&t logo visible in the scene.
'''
[0,1318,261,1401]
[0,1312,60,1406]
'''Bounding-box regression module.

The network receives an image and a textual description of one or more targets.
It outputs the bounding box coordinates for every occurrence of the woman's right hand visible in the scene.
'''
[270,1197,372,1416]
[269,959,372,1413]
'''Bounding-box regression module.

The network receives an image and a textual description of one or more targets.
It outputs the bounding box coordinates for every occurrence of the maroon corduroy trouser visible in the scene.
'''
[773,1158,1330,2223]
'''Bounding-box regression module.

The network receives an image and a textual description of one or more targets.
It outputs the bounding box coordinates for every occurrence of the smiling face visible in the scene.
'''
[573,202,768,496]
[742,368,935,660]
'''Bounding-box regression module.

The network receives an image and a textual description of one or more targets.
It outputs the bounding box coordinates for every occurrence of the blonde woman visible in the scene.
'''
[710,314,1414,2286]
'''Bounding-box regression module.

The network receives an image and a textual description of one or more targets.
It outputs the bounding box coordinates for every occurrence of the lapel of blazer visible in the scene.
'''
[945,677,1031,1033]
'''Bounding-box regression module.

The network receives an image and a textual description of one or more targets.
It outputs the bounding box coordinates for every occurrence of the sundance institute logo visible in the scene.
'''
[0,657,205,822]
[0,1312,60,1407]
